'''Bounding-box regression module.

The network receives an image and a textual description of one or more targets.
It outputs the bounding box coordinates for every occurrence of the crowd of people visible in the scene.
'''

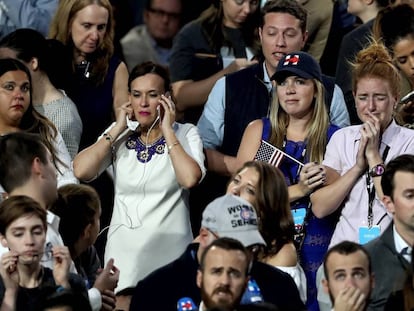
[0,0,414,310]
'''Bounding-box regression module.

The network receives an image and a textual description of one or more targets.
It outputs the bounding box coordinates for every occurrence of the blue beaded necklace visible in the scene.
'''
[126,132,166,163]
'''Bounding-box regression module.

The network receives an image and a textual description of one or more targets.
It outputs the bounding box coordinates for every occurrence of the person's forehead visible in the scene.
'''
[0,47,18,59]
[327,251,369,273]
[0,70,29,82]
[150,0,182,12]
[130,73,165,91]
[263,12,302,29]
[237,167,259,184]
[204,247,247,268]
[74,3,109,21]
[393,171,414,189]
[393,35,414,52]
[7,214,44,231]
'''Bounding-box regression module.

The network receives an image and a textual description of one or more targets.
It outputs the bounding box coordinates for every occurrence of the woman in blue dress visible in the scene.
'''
[234,51,341,311]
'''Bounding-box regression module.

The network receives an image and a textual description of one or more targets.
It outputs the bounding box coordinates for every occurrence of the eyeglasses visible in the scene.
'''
[14,242,53,265]
[147,8,181,20]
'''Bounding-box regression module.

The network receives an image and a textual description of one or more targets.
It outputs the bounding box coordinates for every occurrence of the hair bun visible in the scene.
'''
[354,40,392,66]
[351,38,401,98]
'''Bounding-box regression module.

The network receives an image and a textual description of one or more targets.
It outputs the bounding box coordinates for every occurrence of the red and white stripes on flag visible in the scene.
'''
[254,140,305,168]
[254,140,284,167]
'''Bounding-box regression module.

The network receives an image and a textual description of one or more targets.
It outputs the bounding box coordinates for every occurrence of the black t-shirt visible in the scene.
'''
[223,26,247,59]
[130,243,306,311]
[0,267,87,311]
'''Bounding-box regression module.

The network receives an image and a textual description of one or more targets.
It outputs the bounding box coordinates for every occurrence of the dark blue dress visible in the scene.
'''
[70,56,121,150]
[261,117,340,311]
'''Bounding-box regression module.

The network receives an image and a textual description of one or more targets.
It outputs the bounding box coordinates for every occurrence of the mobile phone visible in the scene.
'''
[157,105,161,118]
[399,90,414,105]
[157,104,166,121]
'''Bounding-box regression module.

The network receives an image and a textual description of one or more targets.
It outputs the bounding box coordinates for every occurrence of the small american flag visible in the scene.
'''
[254,140,284,167]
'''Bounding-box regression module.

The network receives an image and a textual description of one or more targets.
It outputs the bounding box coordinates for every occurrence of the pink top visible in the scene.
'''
[323,120,414,247]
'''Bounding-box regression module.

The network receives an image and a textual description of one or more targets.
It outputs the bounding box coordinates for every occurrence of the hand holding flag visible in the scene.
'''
[254,140,304,167]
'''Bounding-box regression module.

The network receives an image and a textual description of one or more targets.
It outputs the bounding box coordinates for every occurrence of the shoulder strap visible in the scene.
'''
[261,117,271,140]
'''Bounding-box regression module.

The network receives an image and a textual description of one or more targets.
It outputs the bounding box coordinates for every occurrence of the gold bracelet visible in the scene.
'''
[167,141,180,153]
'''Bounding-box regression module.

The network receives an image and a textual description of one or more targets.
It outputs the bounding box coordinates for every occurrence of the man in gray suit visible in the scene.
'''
[364,154,414,310]
[120,0,182,71]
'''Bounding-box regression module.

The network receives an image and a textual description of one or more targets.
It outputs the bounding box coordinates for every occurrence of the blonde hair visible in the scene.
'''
[268,79,330,163]
[49,0,114,86]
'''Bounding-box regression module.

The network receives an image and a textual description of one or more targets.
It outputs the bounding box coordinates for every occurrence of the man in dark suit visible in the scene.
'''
[129,194,305,311]
[364,154,414,310]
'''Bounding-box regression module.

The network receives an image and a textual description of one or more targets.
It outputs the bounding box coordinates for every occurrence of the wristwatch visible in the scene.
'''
[369,163,385,177]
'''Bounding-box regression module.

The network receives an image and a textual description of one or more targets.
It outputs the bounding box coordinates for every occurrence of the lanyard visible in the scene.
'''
[365,145,390,228]
[365,172,375,228]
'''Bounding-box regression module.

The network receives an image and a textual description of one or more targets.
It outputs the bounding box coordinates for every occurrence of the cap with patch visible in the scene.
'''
[271,51,322,84]
[201,194,266,247]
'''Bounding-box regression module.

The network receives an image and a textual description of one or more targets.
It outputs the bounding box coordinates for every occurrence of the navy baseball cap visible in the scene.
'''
[271,51,322,84]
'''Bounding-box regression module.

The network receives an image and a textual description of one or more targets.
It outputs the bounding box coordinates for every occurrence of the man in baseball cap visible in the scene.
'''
[130,194,305,311]
[201,194,266,248]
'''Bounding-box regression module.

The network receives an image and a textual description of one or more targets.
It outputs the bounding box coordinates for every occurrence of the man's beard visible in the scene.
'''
[200,283,240,311]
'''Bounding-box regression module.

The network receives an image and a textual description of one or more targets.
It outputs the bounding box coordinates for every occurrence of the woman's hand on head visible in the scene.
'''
[115,101,133,131]
[158,94,175,133]
[298,162,327,196]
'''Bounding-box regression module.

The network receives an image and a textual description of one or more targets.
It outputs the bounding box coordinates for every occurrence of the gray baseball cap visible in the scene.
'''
[201,194,266,247]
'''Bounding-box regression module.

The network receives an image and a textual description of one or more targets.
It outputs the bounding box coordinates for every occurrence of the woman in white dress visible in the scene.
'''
[73,61,205,306]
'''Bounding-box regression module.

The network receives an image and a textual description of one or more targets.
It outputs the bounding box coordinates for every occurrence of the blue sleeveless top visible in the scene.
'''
[261,117,340,311]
